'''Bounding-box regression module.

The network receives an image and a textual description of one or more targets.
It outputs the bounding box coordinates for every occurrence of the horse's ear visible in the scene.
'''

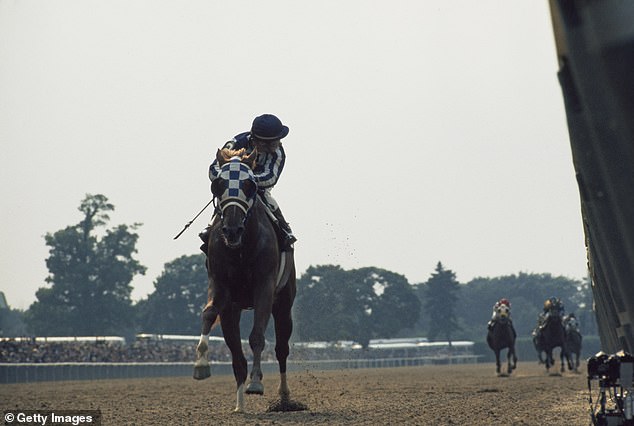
[216,149,225,166]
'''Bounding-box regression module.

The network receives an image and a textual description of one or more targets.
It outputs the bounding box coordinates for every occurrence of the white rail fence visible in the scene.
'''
[0,355,481,384]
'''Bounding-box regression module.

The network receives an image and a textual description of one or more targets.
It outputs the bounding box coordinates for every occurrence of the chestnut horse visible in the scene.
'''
[193,148,296,413]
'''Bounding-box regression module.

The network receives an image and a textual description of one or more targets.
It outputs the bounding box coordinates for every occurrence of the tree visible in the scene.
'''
[26,194,146,336]
[295,265,420,347]
[422,262,460,344]
[136,254,208,335]
[0,308,27,337]
[457,272,595,339]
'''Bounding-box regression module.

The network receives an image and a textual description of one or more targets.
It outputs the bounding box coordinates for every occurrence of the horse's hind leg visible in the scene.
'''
[494,350,501,376]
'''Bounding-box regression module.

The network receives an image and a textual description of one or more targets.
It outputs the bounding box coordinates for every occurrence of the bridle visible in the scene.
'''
[211,157,258,232]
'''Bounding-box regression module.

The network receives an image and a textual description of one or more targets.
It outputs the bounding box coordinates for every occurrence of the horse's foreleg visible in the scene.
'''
[495,350,501,375]
[193,299,221,380]
[246,286,274,396]
[272,293,294,401]
[561,344,570,373]
[220,306,248,412]
[193,334,210,378]
[506,348,514,375]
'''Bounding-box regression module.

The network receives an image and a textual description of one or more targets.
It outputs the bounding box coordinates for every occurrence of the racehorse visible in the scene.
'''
[486,303,517,376]
[563,314,583,373]
[532,307,572,373]
[193,148,297,413]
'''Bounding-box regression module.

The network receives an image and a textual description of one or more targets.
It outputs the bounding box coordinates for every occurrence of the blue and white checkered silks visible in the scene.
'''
[216,157,256,214]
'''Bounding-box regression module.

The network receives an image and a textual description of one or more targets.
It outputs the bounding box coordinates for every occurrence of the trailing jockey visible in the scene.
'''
[200,114,297,253]
[488,298,515,333]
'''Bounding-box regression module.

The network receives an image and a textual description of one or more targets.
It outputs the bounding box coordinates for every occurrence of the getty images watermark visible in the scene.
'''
[4,411,101,426]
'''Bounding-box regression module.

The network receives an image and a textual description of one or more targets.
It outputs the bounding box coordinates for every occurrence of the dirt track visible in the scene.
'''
[2,362,590,425]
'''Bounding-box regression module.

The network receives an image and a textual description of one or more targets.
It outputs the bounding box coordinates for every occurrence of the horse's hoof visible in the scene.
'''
[193,365,211,380]
[246,381,264,395]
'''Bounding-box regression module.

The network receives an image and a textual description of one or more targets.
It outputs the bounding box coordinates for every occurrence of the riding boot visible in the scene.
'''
[272,208,297,251]
[199,226,211,254]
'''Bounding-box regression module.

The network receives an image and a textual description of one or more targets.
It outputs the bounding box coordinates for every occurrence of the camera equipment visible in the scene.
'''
[588,350,634,425]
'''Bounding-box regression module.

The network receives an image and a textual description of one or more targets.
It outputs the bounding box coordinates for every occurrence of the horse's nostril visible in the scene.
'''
[221,225,244,248]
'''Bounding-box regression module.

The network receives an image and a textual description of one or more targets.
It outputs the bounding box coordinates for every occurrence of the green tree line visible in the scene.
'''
[1,194,596,345]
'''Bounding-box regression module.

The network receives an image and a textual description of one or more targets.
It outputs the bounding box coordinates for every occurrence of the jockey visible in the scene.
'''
[537,297,564,329]
[497,298,511,309]
[488,298,514,330]
[201,114,297,251]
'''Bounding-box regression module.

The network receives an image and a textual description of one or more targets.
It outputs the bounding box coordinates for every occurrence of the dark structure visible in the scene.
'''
[549,0,634,353]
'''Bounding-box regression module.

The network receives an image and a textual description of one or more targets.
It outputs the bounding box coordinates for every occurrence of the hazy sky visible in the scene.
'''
[0,1,587,310]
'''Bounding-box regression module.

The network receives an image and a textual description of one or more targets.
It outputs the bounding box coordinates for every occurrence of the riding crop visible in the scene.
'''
[173,198,214,240]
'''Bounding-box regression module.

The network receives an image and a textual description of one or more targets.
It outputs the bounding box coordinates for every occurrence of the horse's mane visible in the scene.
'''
[218,148,245,162]
[217,147,256,169]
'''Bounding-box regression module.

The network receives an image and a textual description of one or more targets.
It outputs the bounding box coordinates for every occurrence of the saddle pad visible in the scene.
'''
[275,250,294,293]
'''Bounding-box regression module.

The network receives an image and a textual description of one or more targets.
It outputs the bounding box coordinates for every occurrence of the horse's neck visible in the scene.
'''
[244,201,278,252]
[494,316,509,325]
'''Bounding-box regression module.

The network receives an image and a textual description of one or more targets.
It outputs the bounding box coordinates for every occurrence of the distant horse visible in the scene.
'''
[532,308,571,373]
[563,314,583,373]
[486,303,517,376]
[193,148,297,413]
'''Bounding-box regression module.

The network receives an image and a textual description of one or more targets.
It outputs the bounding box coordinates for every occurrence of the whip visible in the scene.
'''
[173,199,214,240]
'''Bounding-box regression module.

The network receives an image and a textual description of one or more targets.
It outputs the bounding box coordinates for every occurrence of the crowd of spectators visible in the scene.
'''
[0,339,249,363]
[1,338,470,364]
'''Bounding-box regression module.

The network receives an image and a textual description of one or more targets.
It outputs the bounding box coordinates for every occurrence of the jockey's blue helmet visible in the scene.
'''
[251,114,289,141]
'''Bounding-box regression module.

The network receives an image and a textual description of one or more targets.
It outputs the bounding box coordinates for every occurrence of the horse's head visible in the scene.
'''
[545,304,563,319]
[211,148,258,249]
[494,304,511,322]
[564,314,579,332]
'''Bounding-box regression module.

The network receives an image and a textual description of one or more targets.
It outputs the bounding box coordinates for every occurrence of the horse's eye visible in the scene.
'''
[242,180,257,198]
[211,179,226,197]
